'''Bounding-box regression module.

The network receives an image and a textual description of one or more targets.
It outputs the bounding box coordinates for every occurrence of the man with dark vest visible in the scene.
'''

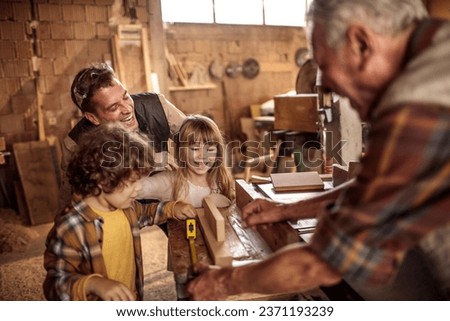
[59,62,186,213]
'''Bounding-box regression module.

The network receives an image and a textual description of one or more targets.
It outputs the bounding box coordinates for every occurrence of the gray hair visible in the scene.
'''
[307,0,429,48]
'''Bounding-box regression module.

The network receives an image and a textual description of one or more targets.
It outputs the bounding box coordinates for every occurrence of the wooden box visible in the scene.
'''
[274,93,318,133]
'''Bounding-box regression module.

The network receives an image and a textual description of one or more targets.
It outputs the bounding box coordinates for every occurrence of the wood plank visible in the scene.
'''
[168,84,216,91]
[112,24,152,94]
[235,179,301,252]
[235,178,263,210]
[140,27,153,92]
[332,164,349,187]
[165,46,188,87]
[270,171,324,192]
[13,141,58,225]
[196,208,232,267]
[202,196,225,242]
[274,94,319,133]
[112,34,125,84]
[117,24,142,40]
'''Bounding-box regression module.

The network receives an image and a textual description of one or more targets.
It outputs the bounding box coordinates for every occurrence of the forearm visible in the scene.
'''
[43,255,89,300]
[226,244,341,296]
[283,178,354,220]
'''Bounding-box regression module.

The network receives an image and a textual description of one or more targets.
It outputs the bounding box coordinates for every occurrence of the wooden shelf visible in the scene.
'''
[169,83,217,92]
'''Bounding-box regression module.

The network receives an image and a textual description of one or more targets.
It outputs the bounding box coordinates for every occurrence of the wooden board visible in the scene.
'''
[196,207,232,267]
[274,94,318,133]
[256,183,329,204]
[202,196,225,242]
[270,171,324,192]
[13,141,59,225]
[235,179,301,252]
[167,219,211,280]
[112,24,153,94]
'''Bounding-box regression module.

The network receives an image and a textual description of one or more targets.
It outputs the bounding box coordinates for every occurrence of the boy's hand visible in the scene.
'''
[87,276,136,301]
[172,202,196,220]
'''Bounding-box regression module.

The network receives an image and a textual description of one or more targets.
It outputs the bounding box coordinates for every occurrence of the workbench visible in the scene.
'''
[167,179,363,301]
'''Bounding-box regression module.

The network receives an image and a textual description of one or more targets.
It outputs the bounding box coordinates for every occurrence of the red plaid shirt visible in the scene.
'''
[310,19,450,286]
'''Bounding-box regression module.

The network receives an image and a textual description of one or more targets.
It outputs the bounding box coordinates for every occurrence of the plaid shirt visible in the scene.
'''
[310,19,450,286]
[43,200,172,300]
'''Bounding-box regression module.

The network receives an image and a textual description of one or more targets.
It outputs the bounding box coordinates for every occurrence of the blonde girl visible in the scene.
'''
[137,114,235,208]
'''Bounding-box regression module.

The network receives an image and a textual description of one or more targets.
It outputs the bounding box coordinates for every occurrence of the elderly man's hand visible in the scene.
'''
[241,198,286,227]
[185,263,233,300]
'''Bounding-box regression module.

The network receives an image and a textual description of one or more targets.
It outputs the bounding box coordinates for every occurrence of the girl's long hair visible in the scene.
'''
[173,114,235,202]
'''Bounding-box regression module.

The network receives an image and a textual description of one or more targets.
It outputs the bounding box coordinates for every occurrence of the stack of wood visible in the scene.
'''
[165,47,188,87]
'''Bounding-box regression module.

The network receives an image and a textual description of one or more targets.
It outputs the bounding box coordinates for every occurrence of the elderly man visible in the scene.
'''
[187,0,450,300]
[59,62,185,212]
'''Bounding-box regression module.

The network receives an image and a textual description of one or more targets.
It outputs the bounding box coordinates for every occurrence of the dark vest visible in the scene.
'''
[68,93,170,153]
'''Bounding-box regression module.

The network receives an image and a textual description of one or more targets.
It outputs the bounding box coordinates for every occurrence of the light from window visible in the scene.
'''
[161,0,308,26]
[161,0,214,24]
[215,0,263,25]
[264,0,307,27]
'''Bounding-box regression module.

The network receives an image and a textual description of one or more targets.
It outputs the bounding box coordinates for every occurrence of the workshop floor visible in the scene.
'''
[0,208,177,301]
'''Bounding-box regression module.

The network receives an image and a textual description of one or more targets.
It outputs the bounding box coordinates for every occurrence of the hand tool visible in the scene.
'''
[185,218,198,273]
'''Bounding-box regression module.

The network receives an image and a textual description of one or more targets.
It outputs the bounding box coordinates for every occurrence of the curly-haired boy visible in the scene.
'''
[43,123,195,300]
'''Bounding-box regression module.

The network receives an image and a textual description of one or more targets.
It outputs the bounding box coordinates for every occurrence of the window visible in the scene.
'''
[215,0,263,25]
[161,0,308,27]
[161,0,214,24]
[264,0,306,27]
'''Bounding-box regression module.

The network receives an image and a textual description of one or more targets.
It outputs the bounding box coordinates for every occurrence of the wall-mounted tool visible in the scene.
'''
[209,59,225,80]
[295,47,310,67]
[225,61,242,78]
[224,58,260,79]
[242,58,260,79]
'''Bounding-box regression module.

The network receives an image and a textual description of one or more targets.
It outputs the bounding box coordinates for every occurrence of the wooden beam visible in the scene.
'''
[148,0,170,95]
[202,196,225,242]
[141,27,153,92]
[13,141,59,225]
[196,207,232,267]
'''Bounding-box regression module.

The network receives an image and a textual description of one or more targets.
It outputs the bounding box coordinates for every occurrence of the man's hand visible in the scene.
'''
[187,246,342,300]
[173,202,196,220]
[87,276,136,301]
[241,198,286,227]
[186,263,233,300]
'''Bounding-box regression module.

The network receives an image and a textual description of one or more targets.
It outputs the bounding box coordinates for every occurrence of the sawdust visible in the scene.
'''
[0,256,46,300]
[0,211,177,301]
[0,208,39,254]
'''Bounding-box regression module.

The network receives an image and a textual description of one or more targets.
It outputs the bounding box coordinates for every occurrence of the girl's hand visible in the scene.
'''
[173,202,196,220]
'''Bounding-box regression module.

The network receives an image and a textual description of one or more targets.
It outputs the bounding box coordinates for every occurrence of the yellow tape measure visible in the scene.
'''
[186,218,197,239]
[186,218,198,268]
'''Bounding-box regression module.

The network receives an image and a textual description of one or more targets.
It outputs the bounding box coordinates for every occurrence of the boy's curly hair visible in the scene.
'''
[67,123,154,197]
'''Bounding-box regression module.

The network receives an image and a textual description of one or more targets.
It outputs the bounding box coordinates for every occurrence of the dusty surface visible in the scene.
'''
[0,208,39,255]
[0,208,177,301]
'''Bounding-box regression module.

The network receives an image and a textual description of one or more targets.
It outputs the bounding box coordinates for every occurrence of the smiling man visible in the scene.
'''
[59,62,186,213]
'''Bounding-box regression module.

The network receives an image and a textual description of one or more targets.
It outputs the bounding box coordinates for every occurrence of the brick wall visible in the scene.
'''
[0,0,307,148]
[166,23,307,139]
[0,0,124,210]
[0,0,121,148]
